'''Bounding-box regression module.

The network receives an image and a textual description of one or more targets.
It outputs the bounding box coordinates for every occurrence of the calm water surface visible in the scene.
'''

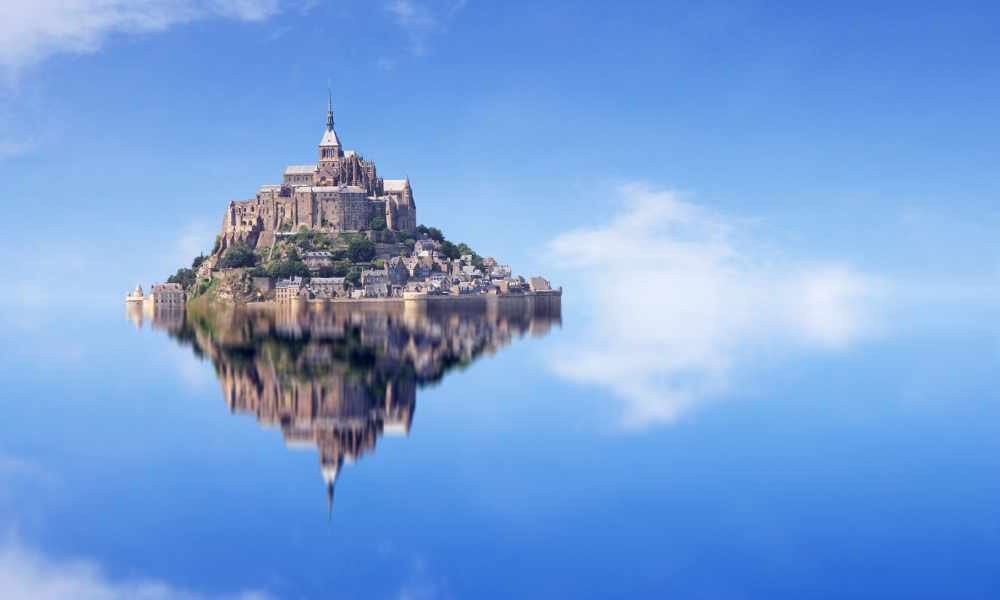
[1,297,998,599]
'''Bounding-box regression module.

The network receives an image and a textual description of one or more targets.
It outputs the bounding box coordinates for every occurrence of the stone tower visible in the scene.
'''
[319,91,342,164]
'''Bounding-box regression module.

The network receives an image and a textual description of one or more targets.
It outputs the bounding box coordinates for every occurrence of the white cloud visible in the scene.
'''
[0,538,272,600]
[0,137,40,159]
[0,0,284,75]
[547,184,883,428]
[0,456,49,483]
[385,0,465,56]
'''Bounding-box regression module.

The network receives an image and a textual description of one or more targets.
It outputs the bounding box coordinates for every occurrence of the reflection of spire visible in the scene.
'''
[326,481,335,521]
[159,300,563,519]
[322,461,340,520]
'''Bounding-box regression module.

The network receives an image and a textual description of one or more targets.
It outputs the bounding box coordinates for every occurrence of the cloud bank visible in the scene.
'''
[547,184,882,428]
[0,0,283,74]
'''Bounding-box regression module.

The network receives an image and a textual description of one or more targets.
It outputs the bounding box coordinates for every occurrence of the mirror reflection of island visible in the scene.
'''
[128,296,561,515]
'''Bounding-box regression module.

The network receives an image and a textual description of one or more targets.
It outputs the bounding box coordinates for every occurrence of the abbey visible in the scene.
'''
[217,95,416,253]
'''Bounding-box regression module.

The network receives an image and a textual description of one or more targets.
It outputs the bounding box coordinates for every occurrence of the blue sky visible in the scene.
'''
[4,0,999,428]
[2,0,1000,294]
[3,4,1000,597]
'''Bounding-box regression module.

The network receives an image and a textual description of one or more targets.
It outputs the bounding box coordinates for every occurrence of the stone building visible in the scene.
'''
[216,94,416,256]
[302,251,335,272]
[528,276,552,292]
[147,283,185,306]
[309,277,347,299]
[126,284,144,304]
[276,277,307,302]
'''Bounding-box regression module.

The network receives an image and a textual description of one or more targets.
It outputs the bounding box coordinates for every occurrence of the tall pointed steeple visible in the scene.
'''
[319,88,342,161]
[326,87,334,131]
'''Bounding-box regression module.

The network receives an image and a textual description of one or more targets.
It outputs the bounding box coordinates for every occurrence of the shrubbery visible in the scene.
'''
[316,263,350,278]
[167,267,196,289]
[266,259,310,279]
[349,238,376,263]
[346,268,362,286]
[416,225,444,242]
[219,243,256,269]
[439,240,460,260]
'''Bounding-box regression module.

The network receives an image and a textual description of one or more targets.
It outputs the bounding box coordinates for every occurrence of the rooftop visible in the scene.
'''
[383,179,408,192]
[284,165,317,175]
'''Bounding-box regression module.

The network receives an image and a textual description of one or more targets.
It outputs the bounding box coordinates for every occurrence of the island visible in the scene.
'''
[127,94,561,308]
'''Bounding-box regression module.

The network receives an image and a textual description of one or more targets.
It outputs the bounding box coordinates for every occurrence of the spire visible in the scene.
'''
[326,88,334,131]
[319,88,341,153]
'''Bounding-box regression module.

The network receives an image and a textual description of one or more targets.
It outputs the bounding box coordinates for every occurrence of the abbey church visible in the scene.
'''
[217,96,416,253]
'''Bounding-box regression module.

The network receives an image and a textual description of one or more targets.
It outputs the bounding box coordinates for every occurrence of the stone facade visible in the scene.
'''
[147,283,185,306]
[216,98,416,255]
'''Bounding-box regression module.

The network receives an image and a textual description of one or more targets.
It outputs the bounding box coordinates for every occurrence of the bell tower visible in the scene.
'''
[319,91,342,164]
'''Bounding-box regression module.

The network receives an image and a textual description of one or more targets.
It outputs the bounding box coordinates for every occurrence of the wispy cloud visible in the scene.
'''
[0,0,284,76]
[0,537,272,600]
[547,184,883,428]
[385,0,465,56]
[0,138,40,159]
[0,455,49,483]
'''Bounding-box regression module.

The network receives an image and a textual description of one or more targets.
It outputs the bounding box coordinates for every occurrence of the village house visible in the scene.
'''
[364,281,390,298]
[302,251,336,272]
[529,276,552,292]
[413,239,439,254]
[385,256,409,285]
[361,270,388,286]
[309,277,347,299]
[491,264,512,279]
[276,277,307,302]
[148,283,185,306]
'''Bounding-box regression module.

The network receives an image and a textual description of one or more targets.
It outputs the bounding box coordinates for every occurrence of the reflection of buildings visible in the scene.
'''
[137,297,561,514]
[126,302,186,332]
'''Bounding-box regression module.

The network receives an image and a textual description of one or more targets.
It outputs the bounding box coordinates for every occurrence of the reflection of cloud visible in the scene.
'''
[0,456,46,480]
[0,0,283,75]
[548,184,881,428]
[0,538,272,600]
[172,347,214,391]
[396,557,450,600]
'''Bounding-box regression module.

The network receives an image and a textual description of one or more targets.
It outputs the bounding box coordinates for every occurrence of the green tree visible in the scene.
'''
[426,227,444,242]
[317,264,349,278]
[439,240,460,260]
[369,215,386,231]
[349,238,376,263]
[219,243,256,269]
[191,254,206,270]
[266,259,310,279]
[346,268,362,287]
[167,268,196,289]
